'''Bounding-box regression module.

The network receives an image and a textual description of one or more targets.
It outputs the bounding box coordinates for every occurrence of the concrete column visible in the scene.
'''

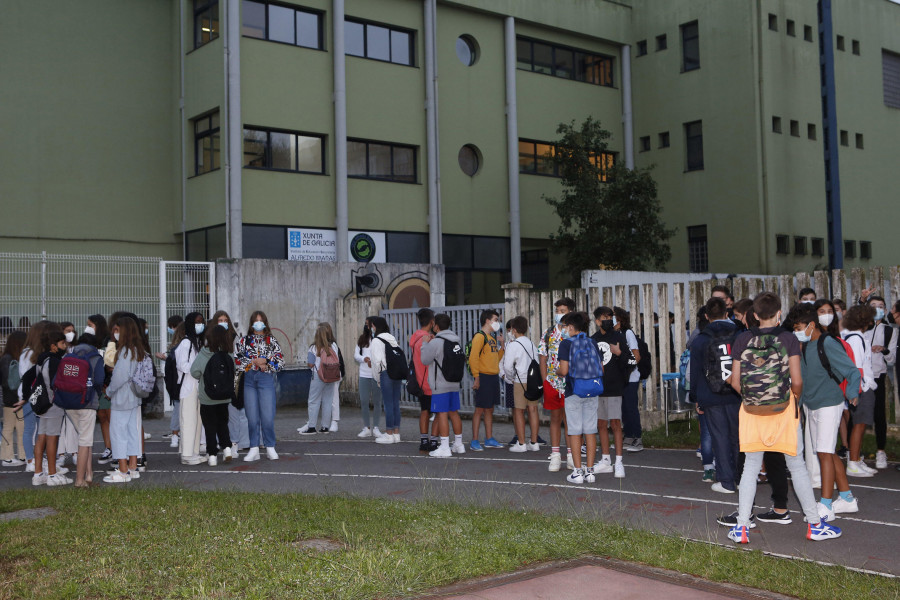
[504,17,522,283]
[424,0,441,265]
[621,43,634,169]
[225,0,242,258]
[334,0,349,262]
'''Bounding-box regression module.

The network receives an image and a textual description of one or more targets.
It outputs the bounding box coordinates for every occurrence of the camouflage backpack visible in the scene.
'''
[738,328,792,415]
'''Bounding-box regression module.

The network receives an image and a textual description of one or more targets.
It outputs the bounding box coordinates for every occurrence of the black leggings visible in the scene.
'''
[200,403,232,455]
[765,452,789,510]
[873,373,887,450]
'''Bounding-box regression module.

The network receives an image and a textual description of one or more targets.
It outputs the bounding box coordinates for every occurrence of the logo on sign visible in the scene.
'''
[289,231,303,249]
[350,233,376,263]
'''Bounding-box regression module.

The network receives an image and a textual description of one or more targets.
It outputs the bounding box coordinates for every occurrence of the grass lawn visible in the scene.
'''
[1,488,896,600]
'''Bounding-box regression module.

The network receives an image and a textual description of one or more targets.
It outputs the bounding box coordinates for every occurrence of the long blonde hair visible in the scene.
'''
[313,322,336,355]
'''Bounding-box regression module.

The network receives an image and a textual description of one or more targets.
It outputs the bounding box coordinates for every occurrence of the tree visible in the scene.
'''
[544,117,675,285]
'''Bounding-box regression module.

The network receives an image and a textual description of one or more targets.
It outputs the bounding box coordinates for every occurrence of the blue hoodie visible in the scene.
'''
[688,320,741,408]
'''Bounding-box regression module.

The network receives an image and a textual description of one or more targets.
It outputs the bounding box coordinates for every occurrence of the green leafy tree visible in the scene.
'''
[544,117,675,285]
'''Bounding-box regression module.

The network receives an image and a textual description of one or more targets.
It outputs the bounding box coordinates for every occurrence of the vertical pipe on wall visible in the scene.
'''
[424,0,440,265]
[504,16,522,283]
[334,0,349,263]
[179,0,187,259]
[818,0,843,270]
[225,0,243,258]
[621,44,634,170]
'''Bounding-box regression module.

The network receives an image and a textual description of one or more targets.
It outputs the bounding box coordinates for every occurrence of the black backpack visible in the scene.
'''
[377,336,408,381]
[406,356,425,398]
[23,362,52,416]
[435,338,466,383]
[700,328,737,394]
[164,350,183,400]
[203,351,235,401]
[634,333,652,380]
[513,340,543,400]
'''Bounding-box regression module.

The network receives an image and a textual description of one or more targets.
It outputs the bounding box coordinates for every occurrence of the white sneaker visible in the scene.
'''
[584,467,596,483]
[711,482,736,494]
[614,462,625,478]
[372,427,383,438]
[832,495,859,514]
[393,433,401,443]
[593,458,613,474]
[875,450,888,469]
[31,473,48,486]
[451,442,466,454]
[548,453,561,472]
[358,427,372,438]
[46,473,72,486]
[199,443,207,454]
[103,470,131,483]
[181,455,205,465]
[846,461,874,477]
[509,443,527,453]
[231,443,239,460]
[243,447,260,462]
[266,447,279,460]
[143,431,151,440]
[566,468,584,484]
[525,442,540,452]
[223,447,233,462]
[375,434,395,445]
[816,501,836,522]
[25,459,35,472]
[859,460,878,474]
[429,445,452,458]
[128,469,140,480]
[208,454,217,466]
[1,459,24,467]
[170,434,179,448]
[330,421,339,432]
[566,453,574,470]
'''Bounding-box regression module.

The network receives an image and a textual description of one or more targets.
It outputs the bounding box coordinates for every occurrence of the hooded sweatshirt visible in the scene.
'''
[190,347,234,406]
[370,333,400,382]
[420,330,462,395]
[106,348,142,411]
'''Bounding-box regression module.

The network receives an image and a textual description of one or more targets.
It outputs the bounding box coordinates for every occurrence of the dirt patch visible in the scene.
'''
[0,507,58,523]
[292,538,344,553]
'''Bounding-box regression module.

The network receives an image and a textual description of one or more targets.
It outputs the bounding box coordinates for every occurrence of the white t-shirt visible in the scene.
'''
[354,344,373,379]
[625,329,640,383]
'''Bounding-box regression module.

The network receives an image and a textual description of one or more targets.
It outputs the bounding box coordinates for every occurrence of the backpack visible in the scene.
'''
[130,355,156,398]
[406,338,427,399]
[738,328,792,415]
[376,336,408,381]
[317,346,342,383]
[700,327,737,394]
[464,331,489,376]
[841,333,865,394]
[24,361,52,415]
[513,339,543,400]
[203,351,236,401]
[436,338,466,384]
[567,333,604,398]
[163,350,183,400]
[51,351,94,409]
[677,348,691,393]
[634,334,652,380]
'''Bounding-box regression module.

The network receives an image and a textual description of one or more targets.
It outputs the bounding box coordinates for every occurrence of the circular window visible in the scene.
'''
[456,35,479,66]
[458,144,481,176]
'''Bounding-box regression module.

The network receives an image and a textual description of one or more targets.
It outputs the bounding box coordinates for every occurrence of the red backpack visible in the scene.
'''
[52,352,92,409]
[318,347,342,383]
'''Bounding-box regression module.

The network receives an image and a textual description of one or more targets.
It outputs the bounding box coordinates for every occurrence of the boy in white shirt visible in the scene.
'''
[502,316,541,453]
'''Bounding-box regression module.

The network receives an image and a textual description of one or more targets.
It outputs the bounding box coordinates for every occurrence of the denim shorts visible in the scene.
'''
[564,396,599,436]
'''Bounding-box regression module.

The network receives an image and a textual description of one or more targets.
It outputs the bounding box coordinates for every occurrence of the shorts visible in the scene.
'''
[850,388,875,426]
[98,392,111,411]
[513,384,540,410]
[597,396,623,422]
[564,396,599,436]
[430,391,460,413]
[805,404,842,454]
[474,373,500,409]
[419,394,432,412]
[37,403,65,436]
[66,409,97,447]
[543,381,565,411]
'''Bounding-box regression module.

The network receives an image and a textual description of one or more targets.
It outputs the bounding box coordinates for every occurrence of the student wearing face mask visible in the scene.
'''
[55,321,80,467]
[211,310,249,458]
[175,312,207,465]
[81,314,113,464]
[539,298,575,472]
[863,296,896,469]
[236,311,284,461]
[467,309,504,451]
[840,305,878,477]
[157,315,184,448]
[31,329,71,486]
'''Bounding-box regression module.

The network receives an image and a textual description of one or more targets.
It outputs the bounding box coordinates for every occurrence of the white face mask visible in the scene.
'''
[114,332,120,341]
[818,313,835,327]
[252,321,266,332]
[612,316,618,327]
[84,326,96,336]
[490,321,501,332]
[195,323,205,335]
[64,332,75,343]
[218,322,229,329]
[554,314,563,324]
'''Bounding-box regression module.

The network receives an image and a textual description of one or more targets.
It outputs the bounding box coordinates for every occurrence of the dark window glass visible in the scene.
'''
[808,123,816,140]
[681,21,700,71]
[243,129,267,167]
[347,139,417,183]
[387,232,428,263]
[456,36,478,66]
[855,133,864,149]
[518,138,613,180]
[194,0,219,49]
[687,225,708,272]
[242,127,324,173]
[684,120,703,171]
[206,225,227,260]
[811,237,825,256]
[844,240,856,259]
[860,241,872,259]
[636,40,647,56]
[659,132,670,148]
[347,141,367,176]
[458,145,479,176]
[772,116,782,133]
[639,136,651,152]
[786,20,795,37]
[804,25,813,42]
[517,36,613,86]
[243,225,287,259]
[776,235,790,255]
[553,48,575,79]
[242,2,323,50]
[535,143,555,175]
[518,141,536,173]
[836,35,845,51]
[768,14,777,31]
[790,120,800,137]
[794,236,807,255]
[296,10,319,48]
[390,30,411,65]
[194,112,220,176]
[345,19,415,66]
[474,237,510,270]
[852,40,860,56]
[345,21,365,56]
[366,25,391,61]
[532,42,553,74]
[883,50,900,109]
[242,0,266,38]
[186,229,206,261]
[516,38,532,70]
[656,34,667,51]
[270,132,295,170]
[840,130,849,146]
[268,4,294,44]
[442,235,473,269]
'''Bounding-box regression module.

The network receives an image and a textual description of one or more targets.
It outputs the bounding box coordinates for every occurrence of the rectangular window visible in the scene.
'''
[516,36,614,87]
[772,116,782,133]
[860,241,872,260]
[811,237,825,257]
[347,139,417,183]
[790,120,800,137]
[243,225,287,259]
[687,225,708,273]
[344,18,414,66]
[786,20,796,37]
[852,40,860,55]
[241,1,323,50]
[776,234,789,255]
[684,120,703,171]
[636,40,647,56]
[186,225,227,261]
[659,132,670,148]
[194,0,219,49]
[855,133,864,149]
[387,232,429,263]
[242,127,325,174]
[681,21,700,71]
[193,112,220,176]
[639,136,651,152]
[768,14,778,32]
[836,35,845,51]
[656,34,667,51]
[793,236,807,256]
[804,25,813,42]
[518,138,615,180]
[808,123,816,140]
[884,50,900,109]
[844,240,856,259]
[840,130,849,146]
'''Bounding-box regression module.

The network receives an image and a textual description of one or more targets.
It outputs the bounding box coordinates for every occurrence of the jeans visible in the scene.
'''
[200,403,232,455]
[244,369,277,448]
[380,372,402,430]
[169,399,180,432]
[358,377,382,429]
[704,403,741,490]
[697,411,714,467]
[737,426,818,527]
[22,403,36,461]
[621,381,642,438]
[227,404,249,449]
[306,377,336,429]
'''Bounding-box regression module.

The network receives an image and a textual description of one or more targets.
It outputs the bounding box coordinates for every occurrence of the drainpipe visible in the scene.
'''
[818,0,843,270]
[334,0,349,262]
[225,0,243,258]
[621,44,634,169]
[424,0,440,265]
[505,16,521,283]
[179,0,187,259]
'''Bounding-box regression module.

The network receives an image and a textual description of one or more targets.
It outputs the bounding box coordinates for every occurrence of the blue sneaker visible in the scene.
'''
[484,438,503,449]
[727,524,750,544]
[470,439,484,452]
[807,521,842,541]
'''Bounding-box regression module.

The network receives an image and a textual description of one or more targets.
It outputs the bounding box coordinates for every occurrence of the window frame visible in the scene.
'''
[844,239,857,259]
[347,138,418,183]
[811,237,825,257]
[884,50,900,109]
[687,225,708,273]
[786,19,796,37]
[793,236,807,256]
[658,131,670,148]
[517,138,616,181]
[656,34,667,51]
[775,234,790,255]
[242,126,327,175]
[768,14,778,32]
[193,0,220,50]
[639,136,651,152]
[680,20,700,72]
[241,1,325,51]
[343,17,416,67]
[860,241,872,260]
[772,116,782,133]
[636,40,648,57]
[193,111,221,177]
[807,123,817,140]
[684,120,704,172]
[516,35,615,87]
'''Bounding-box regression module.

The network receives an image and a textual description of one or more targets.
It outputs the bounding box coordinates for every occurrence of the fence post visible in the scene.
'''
[40,251,47,320]
[832,268,846,301]
[850,268,865,304]
[890,267,900,308]
[813,270,829,299]
[777,275,793,311]
[672,282,686,358]
[688,280,703,332]
[628,285,641,331]
[528,289,541,345]
[641,283,655,411]
[870,266,884,298]
[539,291,552,343]
[502,283,533,328]
[208,261,217,318]
[795,271,811,293]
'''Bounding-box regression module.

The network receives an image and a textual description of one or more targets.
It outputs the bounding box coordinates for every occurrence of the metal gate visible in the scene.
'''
[381,303,506,414]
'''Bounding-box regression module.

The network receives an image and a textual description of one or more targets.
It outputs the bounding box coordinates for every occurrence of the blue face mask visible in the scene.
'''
[560,328,571,339]
[874,308,885,322]
[793,330,811,343]
[218,322,229,329]
[252,321,266,332]
[554,314,563,324]
[612,316,618,327]
[167,327,175,335]
[195,323,205,335]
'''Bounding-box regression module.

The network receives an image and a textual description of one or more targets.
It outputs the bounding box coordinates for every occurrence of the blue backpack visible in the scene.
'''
[567,333,604,398]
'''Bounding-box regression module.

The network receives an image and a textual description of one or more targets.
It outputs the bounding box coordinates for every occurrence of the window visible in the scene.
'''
[659,132,670,148]
[804,25,813,42]
[522,249,550,290]
[884,50,900,109]
[844,240,856,259]
[347,139,416,182]
[840,130,849,146]
[793,236,807,256]
[456,35,479,66]
[860,241,872,260]
[684,120,703,171]
[776,234,789,255]
[808,123,817,140]
[243,225,287,259]
[458,144,481,176]
[656,34,667,51]
[194,0,219,49]
[518,139,615,180]
[687,225,708,272]
[772,116,782,133]
[790,120,799,137]
[768,14,778,32]
[836,35,845,51]
[636,40,647,57]
[387,232,428,263]
[639,136,651,152]
[193,112,220,176]
[345,18,414,66]
[852,40,860,55]
[811,237,825,257]
[681,21,700,71]
[786,20,795,37]
[242,127,324,173]
[516,36,614,86]
[241,1,323,49]
[855,133,864,149]
[186,225,227,261]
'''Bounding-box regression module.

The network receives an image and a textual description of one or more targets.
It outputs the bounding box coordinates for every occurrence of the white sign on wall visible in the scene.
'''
[287,228,386,263]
